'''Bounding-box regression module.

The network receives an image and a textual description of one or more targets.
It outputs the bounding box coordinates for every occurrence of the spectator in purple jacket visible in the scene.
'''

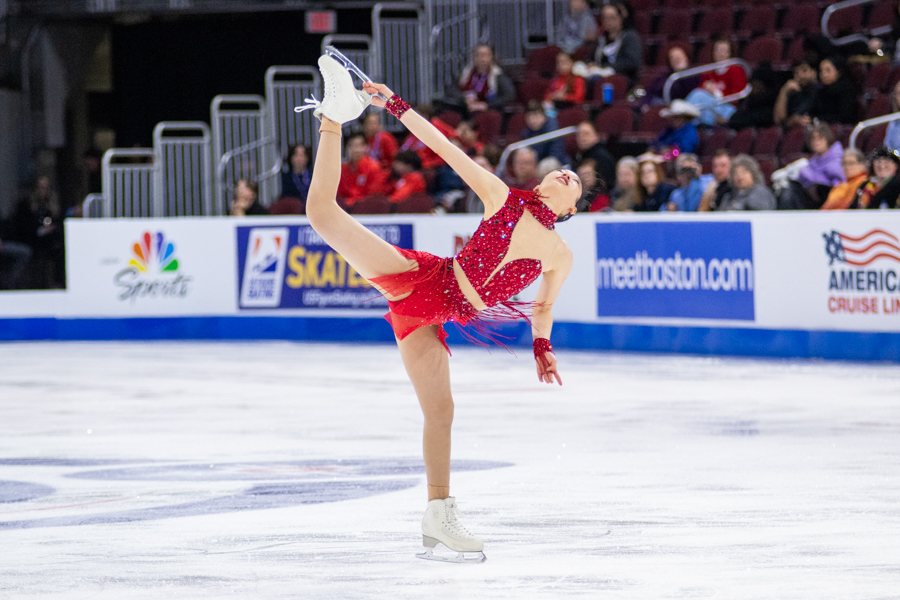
[798,123,845,189]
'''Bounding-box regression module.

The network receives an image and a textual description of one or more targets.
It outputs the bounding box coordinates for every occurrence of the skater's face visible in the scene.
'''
[539,168,582,212]
[346,137,368,163]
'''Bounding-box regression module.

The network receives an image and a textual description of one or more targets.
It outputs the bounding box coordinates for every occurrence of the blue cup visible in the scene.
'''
[602,83,614,104]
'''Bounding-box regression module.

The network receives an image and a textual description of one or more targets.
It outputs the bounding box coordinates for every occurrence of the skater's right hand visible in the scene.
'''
[536,352,562,386]
[363,82,395,108]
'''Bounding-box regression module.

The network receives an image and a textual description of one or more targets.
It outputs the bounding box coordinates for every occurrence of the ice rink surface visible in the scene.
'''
[0,340,899,599]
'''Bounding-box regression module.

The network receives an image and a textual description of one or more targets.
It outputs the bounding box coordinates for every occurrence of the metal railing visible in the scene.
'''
[101,148,155,217]
[153,121,213,217]
[216,136,282,214]
[265,66,321,167]
[849,112,900,149]
[663,59,753,106]
[496,126,577,178]
[822,0,891,46]
[82,193,104,218]
[428,1,480,100]
[373,2,428,127]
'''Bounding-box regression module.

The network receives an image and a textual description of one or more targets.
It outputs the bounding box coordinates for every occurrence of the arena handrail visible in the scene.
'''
[822,0,892,47]
[82,193,104,219]
[496,126,577,178]
[215,136,283,209]
[663,59,752,106]
[849,111,900,150]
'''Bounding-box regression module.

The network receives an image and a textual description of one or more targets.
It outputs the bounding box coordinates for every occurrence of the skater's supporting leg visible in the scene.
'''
[396,325,453,500]
[305,117,411,281]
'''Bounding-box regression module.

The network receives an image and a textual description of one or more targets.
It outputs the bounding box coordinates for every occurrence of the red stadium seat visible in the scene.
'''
[636,106,668,134]
[695,7,735,39]
[474,110,502,146]
[865,62,892,96]
[742,36,783,65]
[268,196,305,215]
[727,128,756,154]
[866,94,892,119]
[864,124,888,152]
[350,194,392,214]
[868,0,896,31]
[629,0,658,10]
[557,106,590,128]
[633,12,652,37]
[779,2,821,36]
[699,127,731,156]
[525,46,561,78]
[784,36,807,64]
[752,127,781,156]
[504,112,527,144]
[737,5,777,38]
[595,106,635,139]
[517,78,550,103]
[655,9,694,41]
[394,192,434,214]
[825,4,863,37]
[590,74,629,105]
[779,126,807,160]
[755,156,777,186]
[437,110,461,128]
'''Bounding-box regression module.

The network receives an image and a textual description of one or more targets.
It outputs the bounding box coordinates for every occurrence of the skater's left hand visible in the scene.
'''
[536,352,562,386]
[363,82,395,108]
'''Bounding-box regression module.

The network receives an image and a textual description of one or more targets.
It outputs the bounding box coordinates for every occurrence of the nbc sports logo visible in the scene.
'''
[239,227,289,308]
[129,231,179,273]
[114,231,191,302]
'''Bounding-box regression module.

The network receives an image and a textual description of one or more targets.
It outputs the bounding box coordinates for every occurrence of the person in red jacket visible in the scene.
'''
[685,38,747,126]
[362,112,398,170]
[544,52,586,109]
[388,150,428,203]
[399,105,459,169]
[337,132,389,205]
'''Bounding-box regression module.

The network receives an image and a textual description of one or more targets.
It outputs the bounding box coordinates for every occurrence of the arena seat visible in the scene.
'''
[268,196,305,215]
[694,7,735,40]
[727,128,756,154]
[752,127,781,156]
[525,46,561,79]
[784,37,807,64]
[394,192,434,214]
[474,110,502,146]
[737,5,777,39]
[437,110,462,128]
[595,106,635,139]
[504,112,527,144]
[779,2,821,36]
[634,12,652,37]
[517,79,550,104]
[868,0,896,31]
[864,62,892,96]
[635,106,668,135]
[826,4,863,37]
[755,156,777,186]
[863,124,888,152]
[557,106,589,129]
[653,9,694,43]
[779,127,807,161]
[742,36,783,65]
[589,75,629,106]
[866,94,892,119]
[699,127,731,156]
[350,194,392,215]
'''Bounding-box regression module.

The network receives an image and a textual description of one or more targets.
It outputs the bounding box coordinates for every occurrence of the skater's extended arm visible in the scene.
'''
[531,242,573,386]
[363,82,508,213]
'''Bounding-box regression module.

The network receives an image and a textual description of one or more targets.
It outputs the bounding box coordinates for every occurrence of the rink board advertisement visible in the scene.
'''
[594,222,754,321]
[235,223,413,310]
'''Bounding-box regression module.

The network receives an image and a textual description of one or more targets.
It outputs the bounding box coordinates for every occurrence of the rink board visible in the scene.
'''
[1,212,900,360]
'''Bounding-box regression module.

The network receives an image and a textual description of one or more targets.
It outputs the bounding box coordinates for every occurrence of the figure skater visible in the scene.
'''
[300,53,579,563]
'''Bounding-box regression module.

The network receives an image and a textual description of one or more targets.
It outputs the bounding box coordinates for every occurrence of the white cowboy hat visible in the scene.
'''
[660,99,701,119]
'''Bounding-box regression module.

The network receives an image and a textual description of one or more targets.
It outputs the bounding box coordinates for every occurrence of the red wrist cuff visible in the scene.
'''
[533,338,553,369]
[385,95,411,119]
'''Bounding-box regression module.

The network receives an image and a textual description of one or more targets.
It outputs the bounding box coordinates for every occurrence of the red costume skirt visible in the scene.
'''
[369,246,533,355]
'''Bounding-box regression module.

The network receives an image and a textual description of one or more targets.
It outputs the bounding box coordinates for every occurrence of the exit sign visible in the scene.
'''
[306,11,336,34]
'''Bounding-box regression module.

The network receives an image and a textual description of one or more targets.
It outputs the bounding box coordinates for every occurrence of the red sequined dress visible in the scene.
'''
[369,188,556,353]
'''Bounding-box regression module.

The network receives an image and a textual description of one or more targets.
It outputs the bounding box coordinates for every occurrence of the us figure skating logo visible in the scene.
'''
[824,229,900,315]
[114,231,192,302]
[239,227,289,308]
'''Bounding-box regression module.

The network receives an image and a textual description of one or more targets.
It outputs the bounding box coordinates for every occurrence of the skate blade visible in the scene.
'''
[416,547,486,564]
[323,45,389,101]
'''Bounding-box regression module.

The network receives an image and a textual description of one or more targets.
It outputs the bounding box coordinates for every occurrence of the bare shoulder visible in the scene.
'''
[548,237,573,273]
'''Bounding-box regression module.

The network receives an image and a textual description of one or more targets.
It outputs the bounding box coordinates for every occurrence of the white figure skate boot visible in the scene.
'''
[294,54,371,124]
[417,497,486,563]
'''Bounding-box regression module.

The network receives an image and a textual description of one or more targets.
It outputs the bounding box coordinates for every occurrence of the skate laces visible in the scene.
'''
[446,503,474,538]
[293,94,320,114]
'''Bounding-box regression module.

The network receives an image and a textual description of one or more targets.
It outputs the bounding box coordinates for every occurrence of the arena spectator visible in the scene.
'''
[556,0,598,55]
[636,155,675,211]
[642,44,699,107]
[545,52,587,108]
[337,132,389,205]
[399,104,458,169]
[281,144,312,200]
[520,100,567,163]
[797,123,845,193]
[12,175,63,288]
[773,58,820,128]
[652,100,700,155]
[685,38,747,126]
[458,147,503,214]
[727,62,780,129]
[699,150,733,211]
[590,1,643,85]
[537,157,564,182]
[718,155,776,210]
[858,147,900,208]
[230,179,267,216]
[573,121,616,191]
[808,56,858,125]
[821,149,869,210]
[610,156,640,211]
[664,153,714,212]
[445,44,515,116]
[503,147,540,190]
[577,159,610,212]
[455,120,483,156]
[362,113,398,170]
[884,80,900,152]
[386,150,427,203]
[0,236,32,290]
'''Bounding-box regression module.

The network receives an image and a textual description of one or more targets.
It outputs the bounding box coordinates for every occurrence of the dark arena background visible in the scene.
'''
[1,1,900,598]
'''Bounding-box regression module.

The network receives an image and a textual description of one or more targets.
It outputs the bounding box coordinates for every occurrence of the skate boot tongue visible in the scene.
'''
[294,54,371,124]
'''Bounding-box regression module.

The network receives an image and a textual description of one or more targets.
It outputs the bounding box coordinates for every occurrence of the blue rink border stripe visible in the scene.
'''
[1,317,899,362]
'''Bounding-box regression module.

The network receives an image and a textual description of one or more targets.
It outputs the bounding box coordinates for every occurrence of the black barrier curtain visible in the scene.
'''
[110,10,370,147]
